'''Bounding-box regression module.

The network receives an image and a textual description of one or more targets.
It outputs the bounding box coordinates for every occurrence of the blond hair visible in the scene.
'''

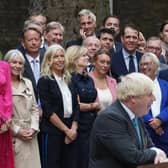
[117,72,154,101]
[65,45,88,73]
[41,44,71,83]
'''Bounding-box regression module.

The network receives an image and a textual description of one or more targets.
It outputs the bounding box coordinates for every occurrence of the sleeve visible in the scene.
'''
[38,77,59,119]
[2,62,13,122]
[28,79,39,131]
[95,113,156,166]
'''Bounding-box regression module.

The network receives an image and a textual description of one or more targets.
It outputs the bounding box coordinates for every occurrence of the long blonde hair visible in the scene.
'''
[41,44,71,83]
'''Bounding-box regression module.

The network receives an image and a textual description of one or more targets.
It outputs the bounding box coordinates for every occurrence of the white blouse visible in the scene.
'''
[54,73,72,118]
[97,88,113,111]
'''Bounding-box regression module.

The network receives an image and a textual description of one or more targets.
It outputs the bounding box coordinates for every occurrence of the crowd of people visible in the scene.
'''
[1,8,168,168]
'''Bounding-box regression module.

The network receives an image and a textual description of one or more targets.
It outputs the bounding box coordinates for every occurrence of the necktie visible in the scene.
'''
[132,117,142,145]
[32,59,40,83]
[88,64,94,72]
[129,55,135,73]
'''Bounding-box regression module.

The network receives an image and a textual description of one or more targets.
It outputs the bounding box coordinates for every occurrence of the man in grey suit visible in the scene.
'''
[89,72,166,168]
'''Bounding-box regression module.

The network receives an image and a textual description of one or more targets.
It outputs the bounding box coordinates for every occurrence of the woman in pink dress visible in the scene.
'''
[0,60,14,168]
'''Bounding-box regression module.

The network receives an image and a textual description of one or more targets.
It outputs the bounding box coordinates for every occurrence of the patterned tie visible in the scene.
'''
[129,55,135,73]
[132,117,142,145]
[32,59,40,84]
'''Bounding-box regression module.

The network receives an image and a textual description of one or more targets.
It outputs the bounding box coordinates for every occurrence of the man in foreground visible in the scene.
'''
[89,72,166,168]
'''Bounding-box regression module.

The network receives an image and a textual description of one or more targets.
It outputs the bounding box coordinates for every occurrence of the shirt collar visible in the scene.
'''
[122,48,136,59]
[26,53,40,63]
[120,101,135,120]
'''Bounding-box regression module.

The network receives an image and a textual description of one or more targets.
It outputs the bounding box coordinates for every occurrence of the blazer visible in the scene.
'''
[143,78,168,155]
[111,49,142,81]
[89,71,117,102]
[159,69,168,81]
[37,75,79,135]
[17,45,44,101]
[89,100,156,168]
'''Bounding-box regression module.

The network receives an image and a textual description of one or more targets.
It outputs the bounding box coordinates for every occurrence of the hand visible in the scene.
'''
[149,118,162,130]
[80,28,87,40]
[154,148,167,164]
[17,128,33,140]
[65,128,77,141]
[0,123,8,134]
[91,102,101,111]
[155,127,164,136]
[64,136,72,144]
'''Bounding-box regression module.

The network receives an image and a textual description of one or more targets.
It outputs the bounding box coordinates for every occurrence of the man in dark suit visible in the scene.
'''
[18,27,44,101]
[111,23,142,81]
[89,72,166,168]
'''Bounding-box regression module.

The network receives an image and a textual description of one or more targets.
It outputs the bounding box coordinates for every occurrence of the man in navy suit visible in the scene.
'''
[89,72,166,168]
[111,23,142,81]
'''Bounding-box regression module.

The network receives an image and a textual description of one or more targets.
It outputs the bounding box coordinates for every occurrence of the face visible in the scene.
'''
[30,15,47,32]
[132,92,155,116]
[137,32,146,52]
[121,27,139,54]
[84,38,100,58]
[45,28,63,46]
[22,30,41,56]
[145,40,162,57]
[100,33,114,51]
[76,53,89,69]
[104,17,120,36]
[93,53,111,76]
[50,49,65,75]
[9,56,24,77]
[160,24,168,44]
[80,15,96,37]
[139,57,157,80]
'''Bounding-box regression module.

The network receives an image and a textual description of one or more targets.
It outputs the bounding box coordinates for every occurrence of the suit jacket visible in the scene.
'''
[65,38,83,49]
[37,75,79,135]
[143,78,168,155]
[89,100,156,168]
[159,69,168,81]
[111,49,142,81]
[17,45,45,101]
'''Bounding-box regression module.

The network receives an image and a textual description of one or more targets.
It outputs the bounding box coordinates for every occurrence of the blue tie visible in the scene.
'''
[132,117,142,145]
[32,59,40,84]
[129,55,135,73]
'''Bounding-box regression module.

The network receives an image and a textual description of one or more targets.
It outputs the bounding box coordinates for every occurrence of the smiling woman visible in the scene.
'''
[4,49,41,168]
[38,44,79,168]
[140,52,168,156]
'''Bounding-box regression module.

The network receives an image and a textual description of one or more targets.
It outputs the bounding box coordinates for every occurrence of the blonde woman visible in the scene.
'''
[38,44,79,168]
[65,45,100,168]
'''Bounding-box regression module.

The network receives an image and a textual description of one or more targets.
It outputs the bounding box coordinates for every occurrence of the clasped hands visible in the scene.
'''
[64,127,77,145]
[16,128,36,140]
[149,118,164,136]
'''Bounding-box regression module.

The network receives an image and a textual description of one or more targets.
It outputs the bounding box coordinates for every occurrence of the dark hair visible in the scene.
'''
[102,15,120,26]
[97,28,115,39]
[21,27,42,40]
[121,23,140,36]
[160,20,168,32]
[93,49,111,62]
